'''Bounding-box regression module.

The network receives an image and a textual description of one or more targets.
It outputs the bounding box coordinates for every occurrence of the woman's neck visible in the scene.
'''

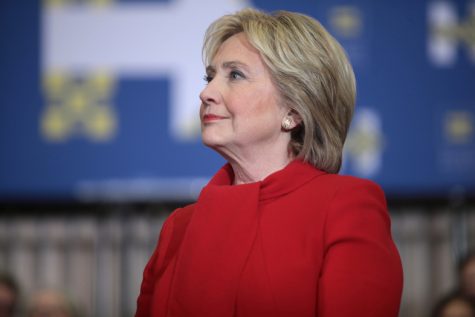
[210,132,294,185]
[228,152,294,185]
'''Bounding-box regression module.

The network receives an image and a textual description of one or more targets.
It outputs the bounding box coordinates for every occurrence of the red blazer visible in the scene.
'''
[136,160,403,317]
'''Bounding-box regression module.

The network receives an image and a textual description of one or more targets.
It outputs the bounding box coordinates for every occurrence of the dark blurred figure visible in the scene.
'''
[27,289,80,317]
[431,292,475,317]
[459,252,475,299]
[0,272,19,317]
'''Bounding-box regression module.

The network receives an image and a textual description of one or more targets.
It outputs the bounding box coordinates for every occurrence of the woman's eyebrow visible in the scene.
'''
[206,61,250,75]
[205,65,216,74]
[222,61,250,71]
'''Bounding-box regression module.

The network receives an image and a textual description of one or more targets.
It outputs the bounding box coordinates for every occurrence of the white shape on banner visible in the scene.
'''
[42,0,250,140]
[427,0,475,67]
[344,108,384,177]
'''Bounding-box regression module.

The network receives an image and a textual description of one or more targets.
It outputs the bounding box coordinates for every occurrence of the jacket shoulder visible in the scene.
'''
[311,173,384,196]
[171,203,195,223]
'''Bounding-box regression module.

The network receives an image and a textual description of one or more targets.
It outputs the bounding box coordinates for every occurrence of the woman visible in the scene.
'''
[136,8,403,317]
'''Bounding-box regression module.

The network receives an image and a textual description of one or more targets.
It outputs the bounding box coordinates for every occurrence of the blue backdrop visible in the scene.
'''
[0,0,474,201]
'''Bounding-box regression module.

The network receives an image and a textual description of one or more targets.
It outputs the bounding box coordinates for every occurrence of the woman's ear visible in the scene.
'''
[289,109,302,127]
[281,109,302,130]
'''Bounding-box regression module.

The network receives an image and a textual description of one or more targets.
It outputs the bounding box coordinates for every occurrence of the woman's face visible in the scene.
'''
[199,33,288,159]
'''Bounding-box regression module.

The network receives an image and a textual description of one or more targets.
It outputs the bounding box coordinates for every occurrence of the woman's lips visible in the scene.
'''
[203,114,227,123]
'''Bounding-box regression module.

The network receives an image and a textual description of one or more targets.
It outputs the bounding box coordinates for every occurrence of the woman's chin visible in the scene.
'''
[201,131,225,147]
[201,136,231,158]
[201,135,221,149]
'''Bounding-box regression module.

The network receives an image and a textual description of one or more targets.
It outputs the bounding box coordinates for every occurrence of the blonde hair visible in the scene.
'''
[203,8,356,173]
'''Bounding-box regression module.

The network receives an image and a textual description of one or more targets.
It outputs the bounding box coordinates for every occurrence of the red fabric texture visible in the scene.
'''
[135,160,403,317]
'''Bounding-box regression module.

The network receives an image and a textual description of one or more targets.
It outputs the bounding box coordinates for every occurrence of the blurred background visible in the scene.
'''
[0,0,474,316]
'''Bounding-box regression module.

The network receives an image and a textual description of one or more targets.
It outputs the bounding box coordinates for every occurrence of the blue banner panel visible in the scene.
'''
[0,0,474,201]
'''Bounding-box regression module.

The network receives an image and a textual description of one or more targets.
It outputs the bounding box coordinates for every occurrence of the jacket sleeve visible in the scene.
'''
[135,211,176,317]
[317,179,403,317]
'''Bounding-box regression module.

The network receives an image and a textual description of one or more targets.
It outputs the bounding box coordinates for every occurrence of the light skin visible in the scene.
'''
[0,284,16,317]
[199,33,300,185]
[461,258,475,297]
[29,290,72,317]
[440,299,474,317]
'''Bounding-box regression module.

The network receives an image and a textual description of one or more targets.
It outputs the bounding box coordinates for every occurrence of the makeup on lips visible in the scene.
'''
[202,114,227,123]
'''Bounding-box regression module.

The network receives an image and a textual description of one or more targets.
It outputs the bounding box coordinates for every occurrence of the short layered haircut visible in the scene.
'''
[203,8,356,173]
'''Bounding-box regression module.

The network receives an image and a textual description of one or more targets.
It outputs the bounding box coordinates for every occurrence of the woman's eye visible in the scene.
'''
[229,70,244,80]
[203,75,213,83]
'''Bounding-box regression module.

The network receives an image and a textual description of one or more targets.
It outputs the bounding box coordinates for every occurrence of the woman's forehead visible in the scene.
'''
[209,33,265,69]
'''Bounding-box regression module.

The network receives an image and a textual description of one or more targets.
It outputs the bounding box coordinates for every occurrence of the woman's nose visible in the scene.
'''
[199,79,220,105]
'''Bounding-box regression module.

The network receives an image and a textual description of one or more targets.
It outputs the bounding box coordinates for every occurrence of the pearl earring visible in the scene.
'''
[282,117,293,130]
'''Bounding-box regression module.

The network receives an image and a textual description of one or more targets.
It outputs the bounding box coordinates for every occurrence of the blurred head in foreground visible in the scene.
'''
[27,289,79,317]
[459,252,475,299]
[0,272,19,317]
[432,292,475,317]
